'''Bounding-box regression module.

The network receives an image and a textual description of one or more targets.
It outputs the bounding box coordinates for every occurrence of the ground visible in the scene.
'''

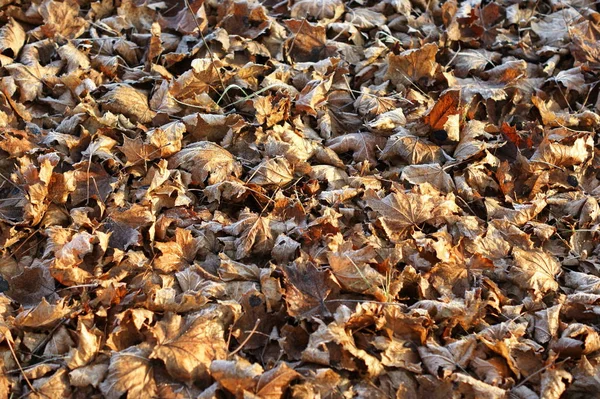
[1,0,600,398]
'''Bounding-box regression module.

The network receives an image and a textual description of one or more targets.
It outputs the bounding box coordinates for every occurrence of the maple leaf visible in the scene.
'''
[255,362,301,399]
[168,141,242,186]
[418,337,476,379]
[14,298,72,329]
[365,186,458,242]
[291,0,344,21]
[530,136,592,168]
[401,164,455,193]
[302,305,384,376]
[282,255,338,319]
[6,262,56,306]
[424,90,461,140]
[182,113,247,142]
[169,65,221,102]
[511,247,561,298]
[66,321,102,369]
[284,19,333,62]
[36,0,88,39]
[386,43,439,88]
[211,358,263,395]
[532,8,581,46]
[223,209,276,260]
[327,132,386,164]
[218,1,271,39]
[146,121,185,158]
[540,368,572,399]
[154,228,202,273]
[367,108,407,131]
[149,304,235,383]
[451,49,502,78]
[326,242,387,300]
[29,368,71,399]
[98,84,156,124]
[380,129,445,165]
[5,61,60,104]
[248,157,294,186]
[99,345,158,399]
[69,364,108,389]
[354,82,397,118]
[452,372,507,399]
[118,135,159,167]
[47,229,96,286]
[454,120,503,161]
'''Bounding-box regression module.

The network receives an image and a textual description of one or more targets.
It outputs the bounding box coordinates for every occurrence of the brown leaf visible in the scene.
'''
[365,186,458,242]
[284,20,333,62]
[14,298,72,329]
[302,305,384,376]
[223,210,275,259]
[168,142,242,186]
[255,362,301,399]
[540,368,572,399]
[424,90,460,133]
[98,85,156,124]
[150,305,235,383]
[0,18,25,61]
[380,129,445,165]
[511,247,561,298]
[249,158,294,186]
[327,243,387,299]
[530,136,591,168]
[386,43,439,87]
[66,321,102,369]
[29,368,71,399]
[401,164,455,193]
[154,228,202,273]
[210,358,263,395]
[291,0,344,21]
[282,255,338,319]
[99,345,157,399]
[327,133,386,164]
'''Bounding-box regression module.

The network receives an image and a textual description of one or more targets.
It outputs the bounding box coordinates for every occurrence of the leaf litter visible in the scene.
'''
[1,0,600,397]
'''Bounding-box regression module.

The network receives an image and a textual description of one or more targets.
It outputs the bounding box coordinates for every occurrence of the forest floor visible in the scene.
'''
[1,0,600,398]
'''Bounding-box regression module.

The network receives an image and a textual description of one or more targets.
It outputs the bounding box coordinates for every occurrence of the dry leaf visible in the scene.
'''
[150,305,234,383]
[168,142,242,186]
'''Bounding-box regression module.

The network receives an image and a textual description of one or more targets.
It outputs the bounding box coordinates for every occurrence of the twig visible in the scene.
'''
[5,332,39,397]
[228,319,261,357]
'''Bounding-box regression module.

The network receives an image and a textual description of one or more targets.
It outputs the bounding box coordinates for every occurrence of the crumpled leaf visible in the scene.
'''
[302,305,384,377]
[0,18,25,61]
[223,209,276,259]
[210,358,263,395]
